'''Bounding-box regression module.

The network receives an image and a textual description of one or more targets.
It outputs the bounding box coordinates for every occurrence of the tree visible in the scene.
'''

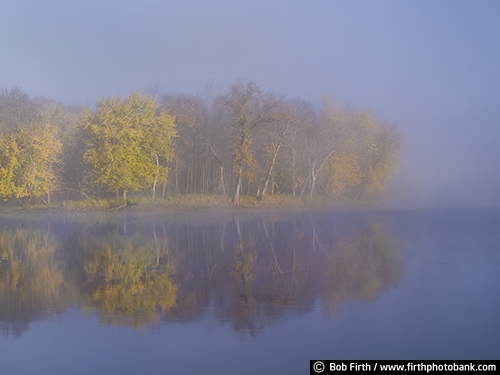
[159,94,212,195]
[0,89,63,204]
[256,99,313,198]
[354,121,404,198]
[143,109,177,199]
[320,98,403,199]
[82,92,176,199]
[300,100,338,198]
[58,104,92,200]
[0,87,39,133]
[322,100,366,197]
[220,81,281,205]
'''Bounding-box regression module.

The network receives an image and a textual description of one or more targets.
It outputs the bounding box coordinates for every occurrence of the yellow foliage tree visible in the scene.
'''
[321,98,403,199]
[82,92,176,199]
[0,106,62,204]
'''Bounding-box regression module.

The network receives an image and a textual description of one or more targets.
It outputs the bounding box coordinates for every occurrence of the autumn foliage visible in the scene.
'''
[0,83,403,205]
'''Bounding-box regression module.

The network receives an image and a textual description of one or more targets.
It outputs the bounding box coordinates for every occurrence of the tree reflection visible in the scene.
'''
[0,212,404,336]
[311,221,403,314]
[0,227,65,337]
[163,213,404,336]
[81,231,177,329]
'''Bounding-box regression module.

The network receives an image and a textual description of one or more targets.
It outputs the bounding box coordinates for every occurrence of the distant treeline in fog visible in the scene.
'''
[0,81,403,205]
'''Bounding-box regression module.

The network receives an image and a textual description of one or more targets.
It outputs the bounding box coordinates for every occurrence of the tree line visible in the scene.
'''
[0,82,404,205]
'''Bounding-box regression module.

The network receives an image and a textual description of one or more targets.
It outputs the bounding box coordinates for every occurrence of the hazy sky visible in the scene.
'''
[1,0,499,207]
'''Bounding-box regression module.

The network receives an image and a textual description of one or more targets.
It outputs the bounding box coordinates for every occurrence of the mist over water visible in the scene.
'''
[0,208,498,373]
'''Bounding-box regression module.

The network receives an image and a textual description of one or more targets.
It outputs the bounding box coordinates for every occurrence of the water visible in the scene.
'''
[0,208,499,374]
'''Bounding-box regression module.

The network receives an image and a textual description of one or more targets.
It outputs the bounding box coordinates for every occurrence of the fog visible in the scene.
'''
[1,0,499,207]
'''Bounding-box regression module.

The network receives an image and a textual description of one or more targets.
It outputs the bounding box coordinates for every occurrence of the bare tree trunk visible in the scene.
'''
[232,167,243,205]
[260,141,281,198]
[299,172,309,196]
[310,168,317,198]
[162,181,167,199]
[175,157,179,194]
[309,148,336,198]
[220,166,226,195]
[204,137,226,195]
[309,161,317,198]
[292,140,296,196]
[152,154,159,199]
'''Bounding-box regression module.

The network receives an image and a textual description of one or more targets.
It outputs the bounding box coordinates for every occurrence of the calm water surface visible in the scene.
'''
[0,208,499,374]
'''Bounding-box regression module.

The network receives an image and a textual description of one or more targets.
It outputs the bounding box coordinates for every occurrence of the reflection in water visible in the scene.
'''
[0,212,403,337]
[0,227,65,337]
[82,232,177,328]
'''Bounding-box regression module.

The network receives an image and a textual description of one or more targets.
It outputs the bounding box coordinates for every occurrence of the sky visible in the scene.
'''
[1,0,499,207]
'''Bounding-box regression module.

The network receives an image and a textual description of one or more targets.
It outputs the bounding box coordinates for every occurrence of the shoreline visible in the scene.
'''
[0,194,381,214]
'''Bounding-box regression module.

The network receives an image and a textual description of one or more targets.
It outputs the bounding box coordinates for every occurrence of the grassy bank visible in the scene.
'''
[0,193,379,213]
